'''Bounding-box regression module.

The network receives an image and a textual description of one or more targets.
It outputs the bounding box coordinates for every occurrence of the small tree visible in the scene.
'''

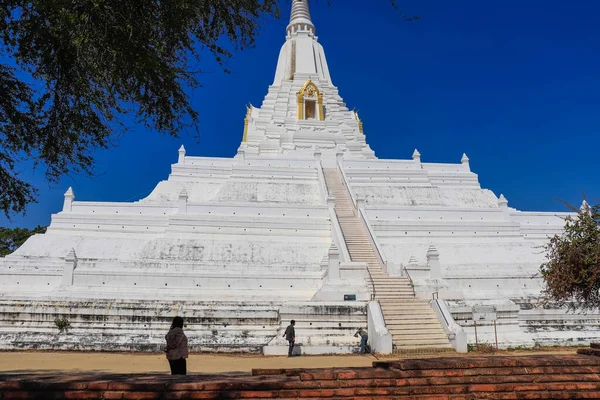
[540,200,600,309]
[0,225,47,257]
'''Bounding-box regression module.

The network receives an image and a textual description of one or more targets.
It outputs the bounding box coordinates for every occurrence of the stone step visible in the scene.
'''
[394,338,452,346]
[380,305,434,312]
[386,325,448,339]
[371,289,415,294]
[393,344,454,352]
[386,325,444,332]
[391,334,449,342]
[382,310,438,321]
[387,325,446,333]
[371,282,413,286]
[380,302,432,307]
[373,283,416,288]
[372,287,414,291]
[376,295,417,299]
[379,302,430,307]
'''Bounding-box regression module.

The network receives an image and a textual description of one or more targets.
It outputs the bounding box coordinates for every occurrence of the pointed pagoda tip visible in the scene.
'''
[287,0,315,36]
[461,153,469,163]
[427,243,440,257]
[499,194,508,207]
[290,0,313,23]
[178,144,186,152]
[64,187,74,196]
[412,149,421,157]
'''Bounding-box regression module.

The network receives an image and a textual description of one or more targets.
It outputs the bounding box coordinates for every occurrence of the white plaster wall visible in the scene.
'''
[353,186,500,208]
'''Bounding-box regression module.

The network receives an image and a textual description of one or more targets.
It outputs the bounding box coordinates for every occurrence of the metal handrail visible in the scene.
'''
[337,161,358,209]
[366,264,376,301]
[315,160,330,202]
[334,163,376,300]
[403,266,416,297]
[359,208,387,268]
[432,292,449,327]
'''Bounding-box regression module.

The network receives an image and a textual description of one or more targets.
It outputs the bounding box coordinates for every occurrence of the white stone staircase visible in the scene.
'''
[322,168,452,353]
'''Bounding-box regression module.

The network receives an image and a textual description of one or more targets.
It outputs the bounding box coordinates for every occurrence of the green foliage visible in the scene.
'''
[0,0,280,217]
[540,201,600,309]
[0,225,46,256]
[0,1,415,218]
[54,316,71,333]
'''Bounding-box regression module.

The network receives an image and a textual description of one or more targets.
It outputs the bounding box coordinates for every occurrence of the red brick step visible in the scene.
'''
[1,355,600,399]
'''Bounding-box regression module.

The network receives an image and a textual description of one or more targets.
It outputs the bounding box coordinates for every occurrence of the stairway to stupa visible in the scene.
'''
[323,167,452,353]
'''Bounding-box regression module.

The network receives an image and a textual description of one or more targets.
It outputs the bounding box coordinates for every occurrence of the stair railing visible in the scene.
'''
[432,292,449,326]
[358,207,388,269]
[402,266,416,297]
[315,160,329,202]
[337,162,376,299]
[336,161,358,209]
[366,264,376,301]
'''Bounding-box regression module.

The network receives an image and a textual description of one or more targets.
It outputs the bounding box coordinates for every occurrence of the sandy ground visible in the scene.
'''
[0,348,580,375]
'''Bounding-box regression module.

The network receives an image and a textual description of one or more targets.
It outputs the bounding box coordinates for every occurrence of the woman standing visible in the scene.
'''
[165,316,189,375]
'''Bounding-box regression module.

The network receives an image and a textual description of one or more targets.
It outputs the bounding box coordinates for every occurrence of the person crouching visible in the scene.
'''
[355,328,369,355]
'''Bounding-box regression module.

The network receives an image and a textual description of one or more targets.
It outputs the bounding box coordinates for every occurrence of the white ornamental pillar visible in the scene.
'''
[426,243,441,280]
[498,194,509,220]
[412,149,422,169]
[461,153,470,172]
[63,187,75,213]
[62,248,77,286]
[178,188,188,214]
[328,244,341,282]
[178,145,186,164]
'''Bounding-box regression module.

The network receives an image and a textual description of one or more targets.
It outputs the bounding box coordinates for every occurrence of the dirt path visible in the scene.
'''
[0,348,580,375]
[0,352,383,374]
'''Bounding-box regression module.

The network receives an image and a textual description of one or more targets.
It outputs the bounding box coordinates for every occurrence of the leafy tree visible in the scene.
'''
[0,225,47,256]
[0,0,280,218]
[0,1,416,218]
[540,201,600,309]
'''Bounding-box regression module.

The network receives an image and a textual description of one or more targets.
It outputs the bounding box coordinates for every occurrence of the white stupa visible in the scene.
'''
[0,0,593,354]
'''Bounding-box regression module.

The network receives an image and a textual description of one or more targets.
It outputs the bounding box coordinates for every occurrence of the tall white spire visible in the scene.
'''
[288,0,315,36]
[273,0,331,85]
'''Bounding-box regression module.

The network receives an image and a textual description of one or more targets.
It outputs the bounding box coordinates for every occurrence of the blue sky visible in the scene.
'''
[2,0,599,228]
